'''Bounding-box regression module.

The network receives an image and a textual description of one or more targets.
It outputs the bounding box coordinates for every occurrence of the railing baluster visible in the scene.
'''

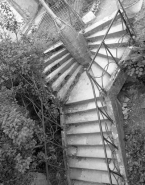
[103,42,121,68]
[87,71,113,185]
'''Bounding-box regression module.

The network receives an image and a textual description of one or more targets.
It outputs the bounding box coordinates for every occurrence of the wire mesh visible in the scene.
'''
[36,0,85,40]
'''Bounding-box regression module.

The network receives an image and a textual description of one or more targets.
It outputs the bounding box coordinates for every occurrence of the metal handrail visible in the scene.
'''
[85,1,135,184]
[88,10,120,71]
[87,71,125,185]
[117,0,136,36]
[87,0,135,72]
[87,71,113,185]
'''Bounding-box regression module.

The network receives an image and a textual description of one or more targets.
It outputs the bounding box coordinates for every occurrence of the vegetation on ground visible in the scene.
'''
[0,1,66,185]
[121,1,145,184]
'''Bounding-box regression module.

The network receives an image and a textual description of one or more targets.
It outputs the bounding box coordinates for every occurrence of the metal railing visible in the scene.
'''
[86,1,135,184]
[86,71,125,185]
[88,8,135,72]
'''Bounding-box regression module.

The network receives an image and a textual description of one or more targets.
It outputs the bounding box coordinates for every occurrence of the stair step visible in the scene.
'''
[52,62,78,92]
[90,63,111,88]
[67,133,111,146]
[91,47,127,60]
[65,107,108,124]
[66,120,111,135]
[68,145,112,158]
[64,98,105,114]
[45,58,74,83]
[44,53,71,75]
[86,22,126,42]
[88,36,129,49]
[44,48,68,66]
[72,180,107,185]
[57,66,84,102]
[66,72,100,104]
[91,54,118,76]
[69,157,115,171]
[70,168,118,184]
[44,41,63,54]
[84,10,121,37]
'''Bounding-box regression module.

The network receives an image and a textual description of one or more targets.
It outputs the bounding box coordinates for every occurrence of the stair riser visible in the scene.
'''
[69,157,115,171]
[44,41,63,54]
[90,50,119,61]
[64,99,104,114]
[60,67,84,102]
[68,145,112,158]
[65,107,107,124]
[70,168,118,184]
[67,133,111,146]
[53,63,79,92]
[66,121,111,135]
[87,30,126,42]
[44,49,68,67]
[47,59,75,84]
[44,54,71,76]
[88,42,128,50]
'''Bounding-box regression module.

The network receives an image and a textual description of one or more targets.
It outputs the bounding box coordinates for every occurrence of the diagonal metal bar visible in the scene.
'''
[104,136,118,150]
[103,42,121,68]
[87,10,120,71]
[87,71,107,95]
[118,9,134,39]
[86,70,113,185]
[117,0,136,36]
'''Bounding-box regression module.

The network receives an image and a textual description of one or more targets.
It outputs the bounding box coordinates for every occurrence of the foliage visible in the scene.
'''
[124,123,145,185]
[0,0,23,40]
[123,48,145,79]
[0,34,65,184]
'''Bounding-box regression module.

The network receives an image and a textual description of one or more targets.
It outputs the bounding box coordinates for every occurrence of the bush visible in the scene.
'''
[0,33,65,184]
[125,124,145,184]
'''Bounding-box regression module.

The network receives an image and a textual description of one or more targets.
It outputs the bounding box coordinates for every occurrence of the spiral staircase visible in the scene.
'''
[43,4,136,185]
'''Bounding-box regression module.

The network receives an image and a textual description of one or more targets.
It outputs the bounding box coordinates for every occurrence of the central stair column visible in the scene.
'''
[39,0,91,66]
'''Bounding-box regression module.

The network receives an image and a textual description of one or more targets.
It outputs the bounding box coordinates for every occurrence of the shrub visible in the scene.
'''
[0,34,64,185]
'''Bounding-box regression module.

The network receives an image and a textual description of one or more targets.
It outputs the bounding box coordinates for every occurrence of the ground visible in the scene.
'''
[118,0,145,184]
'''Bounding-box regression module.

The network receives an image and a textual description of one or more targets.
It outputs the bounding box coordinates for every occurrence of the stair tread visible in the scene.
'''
[88,35,129,46]
[91,47,127,59]
[84,10,120,36]
[91,54,118,76]
[64,98,105,114]
[67,133,111,146]
[90,63,111,88]
[57,65,83,101]
[44,48,68,64]
[70,168,118,184]
[67,145,112,158]
[86,22,126,39]
[52,62,78,91]
[72,180,108,185]
[43,53,71,74]
[45,57,74,83]
[66,120,111,135]
[68,157,115,171]
[66,71,100,104]
[65,106,108,124]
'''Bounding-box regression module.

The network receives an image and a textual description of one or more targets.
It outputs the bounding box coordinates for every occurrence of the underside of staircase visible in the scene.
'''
[43,7,135,185]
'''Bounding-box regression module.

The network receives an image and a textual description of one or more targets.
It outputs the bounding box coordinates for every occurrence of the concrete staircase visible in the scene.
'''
[43,9,132,185]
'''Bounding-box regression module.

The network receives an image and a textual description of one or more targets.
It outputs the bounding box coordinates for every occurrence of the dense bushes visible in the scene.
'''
[0,35,66,184]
